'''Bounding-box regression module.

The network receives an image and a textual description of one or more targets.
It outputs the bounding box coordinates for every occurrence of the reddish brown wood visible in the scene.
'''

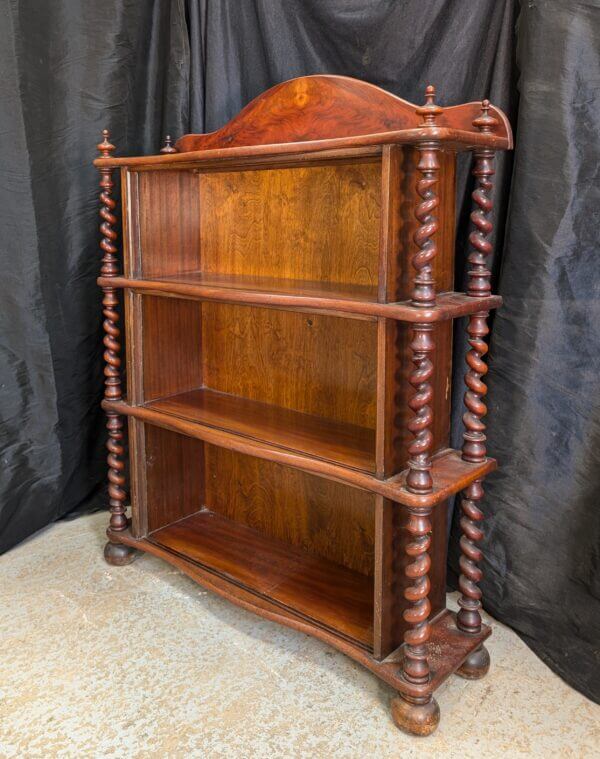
[148,387,376,473]
[406,89,442,494]
[173,75,512,153]
[98,273,502,322]
[148,509,374,647]
[96,130,137,566]
[93,79,512,737]
[103,396,495,506]
[108,520,490,694]
[457,102,497,637]
[160,135,177,154]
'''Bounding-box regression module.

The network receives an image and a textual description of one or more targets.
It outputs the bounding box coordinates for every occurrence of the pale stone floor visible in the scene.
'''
[1,512,598,759]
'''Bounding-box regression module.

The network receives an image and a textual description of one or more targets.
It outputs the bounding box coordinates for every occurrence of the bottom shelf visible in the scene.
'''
[147,510,374,649]
[109,520,490,699]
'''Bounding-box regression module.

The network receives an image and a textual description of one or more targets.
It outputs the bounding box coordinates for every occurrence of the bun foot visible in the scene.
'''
[104,539,137,566]
[456,644,490,680]
[391,694,440,737]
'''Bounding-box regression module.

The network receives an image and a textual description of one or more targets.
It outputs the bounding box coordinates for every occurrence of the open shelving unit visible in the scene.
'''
[95,75,512,736]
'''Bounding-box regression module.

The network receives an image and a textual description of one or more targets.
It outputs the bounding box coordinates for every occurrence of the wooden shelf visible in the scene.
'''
[103,397,495,506]
[148,387,376,473]
[108,522,490,698]
[99,272,502,323]
[148,509,374,648]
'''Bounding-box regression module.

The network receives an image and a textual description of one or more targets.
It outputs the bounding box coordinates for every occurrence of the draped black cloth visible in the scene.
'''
[1,0,598,702]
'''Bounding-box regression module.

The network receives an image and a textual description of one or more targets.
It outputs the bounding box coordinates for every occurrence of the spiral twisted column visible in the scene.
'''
[97,130,136,565]
[457,101,498,635]
[397,89,442,715]
[405,137,440,494]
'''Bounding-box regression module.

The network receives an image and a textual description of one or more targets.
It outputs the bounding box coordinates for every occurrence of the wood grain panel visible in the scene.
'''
[142,296,203,402]
[144,425,205,532]
[173,75,512,152]
[149,509,374,647]
[201,302,377,429]
[204,445,375,576]
[137,170,201,277]
[149,387,375,472]
[198,162,381,287]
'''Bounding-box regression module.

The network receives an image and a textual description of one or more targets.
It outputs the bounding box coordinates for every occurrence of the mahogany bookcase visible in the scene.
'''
[94,75,512,736]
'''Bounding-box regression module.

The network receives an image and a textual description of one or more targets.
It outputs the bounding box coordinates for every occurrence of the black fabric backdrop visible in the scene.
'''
[1,0,598,702]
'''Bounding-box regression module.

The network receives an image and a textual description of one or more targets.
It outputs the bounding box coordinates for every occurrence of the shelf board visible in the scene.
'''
[103,397,496,506]
[148,509,374,648]
[108,523,491,698]
[148,388,376,473]
[98,272,502,323]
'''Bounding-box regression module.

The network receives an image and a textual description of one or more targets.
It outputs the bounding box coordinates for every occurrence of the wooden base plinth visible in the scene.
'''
[106,525,491,735]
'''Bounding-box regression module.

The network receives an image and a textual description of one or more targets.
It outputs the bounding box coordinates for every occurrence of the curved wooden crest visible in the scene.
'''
[176,75,513,152]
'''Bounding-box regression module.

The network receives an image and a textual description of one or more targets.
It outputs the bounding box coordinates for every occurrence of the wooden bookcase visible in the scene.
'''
[95,76,512,736]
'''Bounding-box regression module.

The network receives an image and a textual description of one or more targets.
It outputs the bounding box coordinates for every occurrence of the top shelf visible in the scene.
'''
[98,272,502,323]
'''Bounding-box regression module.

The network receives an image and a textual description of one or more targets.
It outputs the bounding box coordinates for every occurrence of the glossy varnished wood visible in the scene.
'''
[108,522,490,697]
[148,387,376,473]
[204,445,375,577]
[201,302,377,430]
[199,161,380,288]
[148,510,374,647]
[96,79,512,737]
[104,396,496,506]
[99,274,502,322]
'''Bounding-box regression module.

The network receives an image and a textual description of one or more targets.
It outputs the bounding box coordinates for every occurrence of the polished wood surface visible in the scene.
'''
[201,302,377,429]
[111,518,492,700]
[143,425,205,533]
[100,273,501,322]
[174,76,512,153]
[148,509,374,647]
[96,131,136,566]
[457,114,497,638]
[204,445,375,577]
[96,79,512,737]
[104,395,496,506]
[199,162,380,288]
[149,387,376,472]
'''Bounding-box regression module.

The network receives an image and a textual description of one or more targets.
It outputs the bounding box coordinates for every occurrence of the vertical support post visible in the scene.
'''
[392,86,442,737]
[455,101,498,679]
[97,130,137,566]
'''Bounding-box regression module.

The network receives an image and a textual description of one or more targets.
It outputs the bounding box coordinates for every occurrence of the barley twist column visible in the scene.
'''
[456,101,498,678]
[97,130,136,566]
[392,86,442,737]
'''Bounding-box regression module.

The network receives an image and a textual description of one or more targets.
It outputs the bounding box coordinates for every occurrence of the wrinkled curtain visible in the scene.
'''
[1,0,597,702]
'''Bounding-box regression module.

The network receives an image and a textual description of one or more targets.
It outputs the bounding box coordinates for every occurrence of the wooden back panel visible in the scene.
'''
[199,161,380,287]
[204,445,375,576]
[201,302,378,430]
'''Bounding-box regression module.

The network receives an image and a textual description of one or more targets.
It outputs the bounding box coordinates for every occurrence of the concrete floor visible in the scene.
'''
[1,511,598,758]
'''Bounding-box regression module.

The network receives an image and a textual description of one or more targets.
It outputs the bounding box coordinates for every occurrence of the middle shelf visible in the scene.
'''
[148,387,376,473]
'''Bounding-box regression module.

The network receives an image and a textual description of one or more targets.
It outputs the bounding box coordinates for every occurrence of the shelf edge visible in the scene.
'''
[97,276,503,323]
[108,525,491,699]
[104,399,496,506]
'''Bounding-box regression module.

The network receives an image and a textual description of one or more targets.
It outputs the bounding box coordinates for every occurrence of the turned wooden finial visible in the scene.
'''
[97,129,116,158]
[472,99,499,134]
[160,135,177,154]
[416,85,442,126]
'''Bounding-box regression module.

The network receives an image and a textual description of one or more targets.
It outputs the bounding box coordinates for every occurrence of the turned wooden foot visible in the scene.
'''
[456,644,490,680]
[391,694,440,737]
[104,539,137,566]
